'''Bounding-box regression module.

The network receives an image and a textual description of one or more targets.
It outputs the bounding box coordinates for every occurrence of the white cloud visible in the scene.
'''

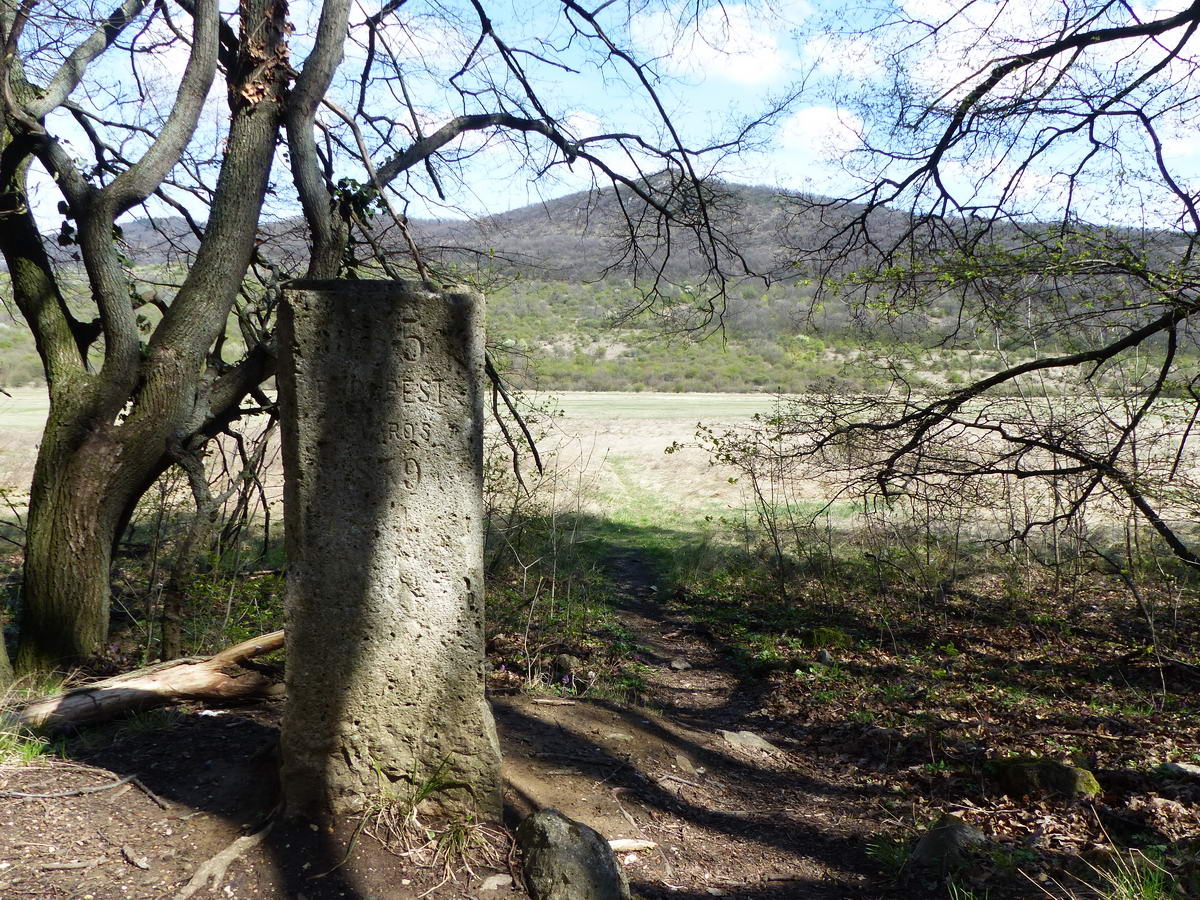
[629,3,801,86]
[802,33,882,80]
[890,0,1200,104]
[778,105,863,162]
[562,110,604,141]
[732,105,865,193]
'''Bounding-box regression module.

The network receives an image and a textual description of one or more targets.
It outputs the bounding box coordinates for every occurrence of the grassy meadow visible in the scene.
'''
[0,386,774,512]
[0,386,46,497]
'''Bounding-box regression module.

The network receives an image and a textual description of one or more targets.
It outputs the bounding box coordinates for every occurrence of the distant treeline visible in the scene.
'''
[484,277,1190,396]
[1,175,1190,394]
[1,271,1190,395]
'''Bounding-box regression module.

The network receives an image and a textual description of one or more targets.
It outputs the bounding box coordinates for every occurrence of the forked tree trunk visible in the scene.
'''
[2,0,287,677]
[278,281,502,821]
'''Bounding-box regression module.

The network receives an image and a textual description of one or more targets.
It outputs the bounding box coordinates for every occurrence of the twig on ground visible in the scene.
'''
[0,774,135,799]
[612,786,675,881]
[40,858,103,871]
[131,776,169,809]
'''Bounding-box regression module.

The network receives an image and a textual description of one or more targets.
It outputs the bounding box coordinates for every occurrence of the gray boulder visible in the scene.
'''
[909,813,986,870]
[1158,761,1200,781]
[553,654,584,676]
[718,729,783,757]
[992,756,1101,799]
[517,809,631,900]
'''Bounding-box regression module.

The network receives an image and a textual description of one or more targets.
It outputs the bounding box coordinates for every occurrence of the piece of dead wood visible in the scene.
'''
[0,773,136,799]
[609,839,657,852]
[1026,728,1126,741]
[173,823,272,900]
[610,787,675,881]
[530,698,575,706]
[40,858,104,871]
[14,631,285,731]
[132,775,169,809]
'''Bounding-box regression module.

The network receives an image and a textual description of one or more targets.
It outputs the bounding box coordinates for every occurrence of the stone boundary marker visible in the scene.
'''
[277,279,501,819]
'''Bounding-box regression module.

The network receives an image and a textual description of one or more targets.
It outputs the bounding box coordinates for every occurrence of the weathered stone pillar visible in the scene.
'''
[277,279,500,820]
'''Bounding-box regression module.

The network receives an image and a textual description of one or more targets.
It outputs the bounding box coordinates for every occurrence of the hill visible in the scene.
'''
[410,180,801,283]
[0,180,1170,394]
[44,181,802,281]
[6,181,863,393]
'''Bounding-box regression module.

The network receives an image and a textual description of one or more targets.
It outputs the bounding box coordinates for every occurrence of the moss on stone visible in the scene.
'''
[805,626,851,649]
[991,756,1101,799]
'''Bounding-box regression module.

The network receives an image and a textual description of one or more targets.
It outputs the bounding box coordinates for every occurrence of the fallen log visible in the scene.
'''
[13,630,285,731]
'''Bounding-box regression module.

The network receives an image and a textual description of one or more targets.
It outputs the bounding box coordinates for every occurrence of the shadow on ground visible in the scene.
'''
[3,510,1197,897]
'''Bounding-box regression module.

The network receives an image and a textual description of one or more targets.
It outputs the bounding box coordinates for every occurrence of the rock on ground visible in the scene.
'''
[1159,761,1200,781]
[909,813,987,870]
[516,809,631,900]
[480,873,514,891]
[718,729,782,757]
[992,756,1101,799]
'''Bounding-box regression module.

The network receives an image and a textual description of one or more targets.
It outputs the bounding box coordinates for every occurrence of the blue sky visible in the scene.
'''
[22,0,1200,230]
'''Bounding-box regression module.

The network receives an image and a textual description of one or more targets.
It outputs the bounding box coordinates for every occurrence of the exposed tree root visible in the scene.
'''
[13,630,285,731]
[173,822,273,900]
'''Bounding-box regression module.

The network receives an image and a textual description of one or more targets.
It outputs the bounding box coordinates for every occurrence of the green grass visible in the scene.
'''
[865,834,912,878]
[116,707,185,736]
[603,454,730,530]
[540,391,779,421]
[0,726,58,764]
[1027,847,1184,900]
[0,386,50,434]
[947,881,990,900]
[1084,849,1180,900]
[0,672,68,763]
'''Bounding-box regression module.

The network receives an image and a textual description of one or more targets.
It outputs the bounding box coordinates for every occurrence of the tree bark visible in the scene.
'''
[15,404,145,670]
[4,0,289,671]
[0,638,11,689]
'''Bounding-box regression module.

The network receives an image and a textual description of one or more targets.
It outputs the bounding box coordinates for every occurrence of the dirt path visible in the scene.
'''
[0,550,885,898]
[496,550,879,898]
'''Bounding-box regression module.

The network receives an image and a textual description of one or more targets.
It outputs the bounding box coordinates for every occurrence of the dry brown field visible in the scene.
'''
[0,387,780,525]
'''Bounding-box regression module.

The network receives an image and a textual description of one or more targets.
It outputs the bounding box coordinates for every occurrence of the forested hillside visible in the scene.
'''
[0,181,1186,393]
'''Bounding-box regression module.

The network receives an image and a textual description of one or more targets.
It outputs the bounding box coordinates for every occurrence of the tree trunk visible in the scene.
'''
[2,0,288,676]
[15,406,146,672]
[18,492,116,671]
